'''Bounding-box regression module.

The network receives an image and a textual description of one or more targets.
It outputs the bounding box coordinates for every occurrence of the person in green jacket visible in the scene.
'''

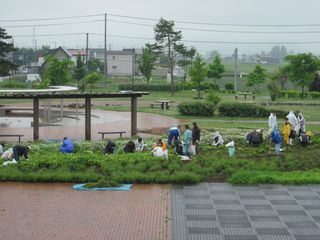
[182,124,192,156]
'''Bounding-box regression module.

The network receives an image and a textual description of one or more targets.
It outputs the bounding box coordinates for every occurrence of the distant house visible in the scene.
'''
[40,46,88,76]
[89,48,140,76]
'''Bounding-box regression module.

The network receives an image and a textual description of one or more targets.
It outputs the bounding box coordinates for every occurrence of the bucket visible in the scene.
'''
[228,147,235,157]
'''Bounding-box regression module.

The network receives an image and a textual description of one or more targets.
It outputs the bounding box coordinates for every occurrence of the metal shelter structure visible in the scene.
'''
[0,92,149,141]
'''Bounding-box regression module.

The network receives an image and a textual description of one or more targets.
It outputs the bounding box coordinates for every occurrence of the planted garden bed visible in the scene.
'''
[0,136,319,185]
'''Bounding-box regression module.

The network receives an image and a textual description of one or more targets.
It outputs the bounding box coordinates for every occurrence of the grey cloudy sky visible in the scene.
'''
[1,0,320,55]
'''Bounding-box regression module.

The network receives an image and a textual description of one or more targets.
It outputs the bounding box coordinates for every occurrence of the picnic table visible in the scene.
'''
[235,92,255,100]
[151,100,174,110]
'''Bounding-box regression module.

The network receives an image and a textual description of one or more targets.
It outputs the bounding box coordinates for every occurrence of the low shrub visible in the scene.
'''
[224,83,234,91]
[177,102,216,117]
[84,179,121,188]
[206,91,221,105]
[218,103,286,118]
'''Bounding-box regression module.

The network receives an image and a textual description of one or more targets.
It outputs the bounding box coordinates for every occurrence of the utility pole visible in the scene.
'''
[131,50,135,88]
[86,33,89,72]
[104,13,108,88]
[234,48,238,92]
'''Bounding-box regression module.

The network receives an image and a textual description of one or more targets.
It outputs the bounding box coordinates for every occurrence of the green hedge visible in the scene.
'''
[176,82,220,91]
[177,102,216,117]
[118,83,182,91]
[218,103,287,117]
[279,90,320,99]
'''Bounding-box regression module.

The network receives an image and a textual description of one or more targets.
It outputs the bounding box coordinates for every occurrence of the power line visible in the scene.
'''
[108,13,320,28]
[0,14,104,22]
[3,12,320,28]
[13,33,87,37]
[108,18,320,34]
[13,32,320,45]
[3,19,104,28]
[8,17,320,35]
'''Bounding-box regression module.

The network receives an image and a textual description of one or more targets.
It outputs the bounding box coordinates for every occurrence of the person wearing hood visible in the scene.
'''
[60,137,74,154]
[271,130,282,154]
[287,111,298,129]
[282,117,291,147]
[212,131,224,146]
[297,112,306,136]
[268,112,277,132]
[286,111,298,145]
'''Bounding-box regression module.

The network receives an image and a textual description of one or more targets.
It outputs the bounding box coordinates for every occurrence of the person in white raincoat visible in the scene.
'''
[212,131,224,146]
[268,112,277,132]
[287,111,298,145]
[297,112,306,135]
[287,111,298,129]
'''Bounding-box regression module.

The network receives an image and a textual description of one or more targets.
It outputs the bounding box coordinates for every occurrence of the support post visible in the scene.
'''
[131,97,137,136]
[33,97,39,140]
[85,97,91,140]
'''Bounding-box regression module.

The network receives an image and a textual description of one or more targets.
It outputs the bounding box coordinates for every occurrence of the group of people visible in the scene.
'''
[1,137,74,166]
[103,122,201,158]
[1,144,31,166]
[1,110,313,165]
[168,122,201,157]
[248,111,311,154]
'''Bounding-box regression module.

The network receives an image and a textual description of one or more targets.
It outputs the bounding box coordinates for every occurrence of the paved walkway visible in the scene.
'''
[172,183,320,240]
[3,183,320,240]
[0,183,171,240]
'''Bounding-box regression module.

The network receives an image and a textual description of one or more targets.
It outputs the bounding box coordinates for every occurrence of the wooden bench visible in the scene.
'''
[98,131,126,139]
[0,134,24,142]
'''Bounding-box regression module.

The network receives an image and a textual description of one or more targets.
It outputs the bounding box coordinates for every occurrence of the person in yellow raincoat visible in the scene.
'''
[282,117,291,146]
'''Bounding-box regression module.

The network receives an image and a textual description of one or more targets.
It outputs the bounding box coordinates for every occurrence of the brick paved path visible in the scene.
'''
[172,183,320,240]
[0,183,171,240]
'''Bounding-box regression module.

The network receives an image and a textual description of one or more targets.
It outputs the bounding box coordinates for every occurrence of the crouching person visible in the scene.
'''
[298,132,311,146]
[124,140,135,153]
[104,140,116,155]
[212,131,224,146]
[152,143,165,158]
[246,129,263,147]
[60,137,74,154]
[271,130,282,154]
[3,145,31,166]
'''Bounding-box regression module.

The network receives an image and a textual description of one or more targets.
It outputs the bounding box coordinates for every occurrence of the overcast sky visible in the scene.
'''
[2,0,320,56]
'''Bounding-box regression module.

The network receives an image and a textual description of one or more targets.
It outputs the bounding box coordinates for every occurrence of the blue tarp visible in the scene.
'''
[73,183,132,191]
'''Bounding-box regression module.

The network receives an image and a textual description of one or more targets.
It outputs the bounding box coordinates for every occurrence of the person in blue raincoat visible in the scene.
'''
[60,137,74,154]
[270,130,282,154]
[182,125,192,156]
[167,126,180,145]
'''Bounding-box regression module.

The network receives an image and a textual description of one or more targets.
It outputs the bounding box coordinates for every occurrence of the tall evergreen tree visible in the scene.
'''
[154,18,188,96]
[0,27,17,76]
